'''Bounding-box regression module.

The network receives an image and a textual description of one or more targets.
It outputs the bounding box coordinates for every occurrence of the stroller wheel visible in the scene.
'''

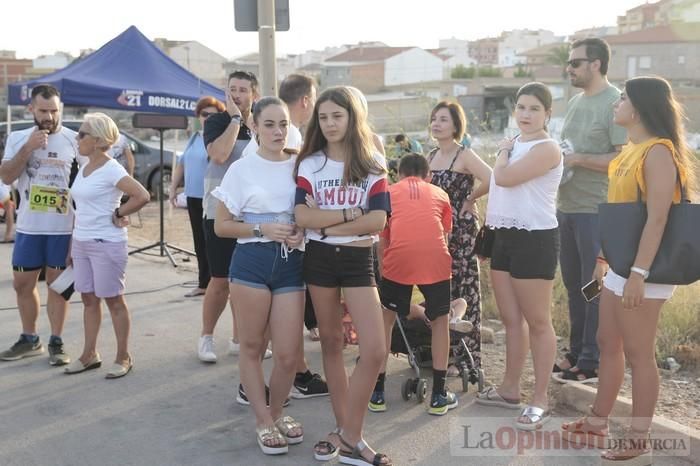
[416,379,427,403]
[461,370,470,393]
[401,378,413,401]
[477,369,485,393]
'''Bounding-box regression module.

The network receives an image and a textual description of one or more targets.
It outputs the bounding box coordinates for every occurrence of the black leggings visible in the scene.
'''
[186,197,210,289]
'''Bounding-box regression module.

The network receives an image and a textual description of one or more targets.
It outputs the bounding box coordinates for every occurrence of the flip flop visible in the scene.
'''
[0,238,14,244]
[475,386,522,410]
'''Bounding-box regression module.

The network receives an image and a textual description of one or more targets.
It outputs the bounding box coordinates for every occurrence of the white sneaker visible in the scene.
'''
[198,335,217,362]
[229,338,272,359]
[229,338,240,355]
[450,319,473,334]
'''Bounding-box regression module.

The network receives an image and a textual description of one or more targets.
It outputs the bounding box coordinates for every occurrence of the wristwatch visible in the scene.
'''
[253,224,263,238]
[230,114,242,125]
[630,266,650,280]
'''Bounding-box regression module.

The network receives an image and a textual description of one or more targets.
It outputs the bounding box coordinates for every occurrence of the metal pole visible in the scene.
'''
[159,129,165,256]
[257,0,277,96]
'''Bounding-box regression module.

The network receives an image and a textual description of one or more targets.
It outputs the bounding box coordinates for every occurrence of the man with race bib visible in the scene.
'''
[0,84,85,366]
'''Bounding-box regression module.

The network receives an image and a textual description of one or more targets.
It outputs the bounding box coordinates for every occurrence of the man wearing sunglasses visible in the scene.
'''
[0,84,85,366]
[554,38,627,384]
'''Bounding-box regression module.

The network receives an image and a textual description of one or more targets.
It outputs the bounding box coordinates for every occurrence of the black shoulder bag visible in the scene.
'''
[598,177,700,285]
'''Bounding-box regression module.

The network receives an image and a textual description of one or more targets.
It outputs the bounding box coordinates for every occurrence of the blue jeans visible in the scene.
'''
[557,211,600,370]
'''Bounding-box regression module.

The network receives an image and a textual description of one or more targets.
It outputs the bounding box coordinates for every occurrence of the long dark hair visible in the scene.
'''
[625,76,697,195]
[295,86,384,185]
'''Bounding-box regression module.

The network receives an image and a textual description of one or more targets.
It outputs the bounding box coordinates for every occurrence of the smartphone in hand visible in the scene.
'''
[581,279,601,302]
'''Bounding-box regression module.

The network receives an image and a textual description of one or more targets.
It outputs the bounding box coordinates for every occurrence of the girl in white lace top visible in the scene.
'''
[476,82,563,432]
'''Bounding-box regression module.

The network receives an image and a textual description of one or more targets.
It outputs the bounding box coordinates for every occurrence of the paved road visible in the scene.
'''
[0,244,694,465]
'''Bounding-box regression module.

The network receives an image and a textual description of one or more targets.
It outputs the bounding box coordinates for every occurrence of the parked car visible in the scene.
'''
[0,120,176,197]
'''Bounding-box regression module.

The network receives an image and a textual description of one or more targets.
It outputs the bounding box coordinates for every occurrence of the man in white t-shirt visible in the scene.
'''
[241,73,314,157]
[0,84,82,366]
[108,133,135,176]
[0,182,15,242]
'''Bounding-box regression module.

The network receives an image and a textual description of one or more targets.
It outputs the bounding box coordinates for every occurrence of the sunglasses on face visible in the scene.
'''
[567,58,595,69]
[78,131,91,139]
[199,111,215,118]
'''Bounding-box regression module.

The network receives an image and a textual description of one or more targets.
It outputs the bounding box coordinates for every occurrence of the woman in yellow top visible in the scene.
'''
[560,76,697,465]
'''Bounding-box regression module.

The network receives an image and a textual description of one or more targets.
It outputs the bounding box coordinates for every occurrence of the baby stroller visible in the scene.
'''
[390,316,484,403]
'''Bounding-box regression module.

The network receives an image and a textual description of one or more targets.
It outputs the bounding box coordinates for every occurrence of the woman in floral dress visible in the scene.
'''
[427,101,491,368]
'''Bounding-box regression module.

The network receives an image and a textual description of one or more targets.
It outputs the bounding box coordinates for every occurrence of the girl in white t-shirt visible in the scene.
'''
[64,113,150,379]
[294,87,392,466]
[476,83,563,431]
[212,97,305,456]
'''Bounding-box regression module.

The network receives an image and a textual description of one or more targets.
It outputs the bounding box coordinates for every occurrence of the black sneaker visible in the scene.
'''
[48,342,71,366]
[236,384,290,407]
[290,373,329,399]
[0,335,44,361]
[428,390,458,416]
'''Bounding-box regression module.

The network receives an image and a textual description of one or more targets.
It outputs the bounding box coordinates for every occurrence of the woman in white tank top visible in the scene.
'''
[476,83,563,431]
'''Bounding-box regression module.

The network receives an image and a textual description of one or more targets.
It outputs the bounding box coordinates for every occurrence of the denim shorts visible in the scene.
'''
[229,241,305,294]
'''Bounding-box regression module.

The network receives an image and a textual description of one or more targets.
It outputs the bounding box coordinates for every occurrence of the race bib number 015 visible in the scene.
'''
[29,185,70,214]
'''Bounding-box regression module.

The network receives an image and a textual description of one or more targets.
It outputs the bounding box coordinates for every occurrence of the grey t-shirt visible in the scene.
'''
[202,111,252,219]
[558,85,627,214]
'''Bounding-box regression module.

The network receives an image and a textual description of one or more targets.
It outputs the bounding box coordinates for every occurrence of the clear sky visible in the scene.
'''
[2,0,646,60]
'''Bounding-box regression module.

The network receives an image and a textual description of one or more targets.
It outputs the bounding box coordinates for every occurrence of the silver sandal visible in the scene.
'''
[256,425,288,455]
[274,415,303,445]
[516,405,551,431]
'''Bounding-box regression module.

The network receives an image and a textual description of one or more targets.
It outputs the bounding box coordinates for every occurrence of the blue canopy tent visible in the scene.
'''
[7,25,225,115]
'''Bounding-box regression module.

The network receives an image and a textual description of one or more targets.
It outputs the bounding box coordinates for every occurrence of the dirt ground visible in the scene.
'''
[129,201,700,431]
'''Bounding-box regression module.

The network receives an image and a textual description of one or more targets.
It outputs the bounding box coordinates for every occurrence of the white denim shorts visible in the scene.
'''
[603,269,675,300]
[0,183,10,201]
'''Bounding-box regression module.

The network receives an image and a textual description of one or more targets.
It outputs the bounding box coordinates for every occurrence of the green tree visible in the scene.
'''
[477,66,502,78]
[547,44,571,79]
[451,64,475,79]
[514,64,531,78]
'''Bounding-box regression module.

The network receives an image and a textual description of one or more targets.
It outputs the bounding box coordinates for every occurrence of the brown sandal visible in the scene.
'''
[561,406,609,449]
[601,427,652,465]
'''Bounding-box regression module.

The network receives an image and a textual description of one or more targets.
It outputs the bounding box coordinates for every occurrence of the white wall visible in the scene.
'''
[385,48,443,86]
[169,42,226,85]
[439,37,469,49]
[498,30,556,67]
[33,53,72,69]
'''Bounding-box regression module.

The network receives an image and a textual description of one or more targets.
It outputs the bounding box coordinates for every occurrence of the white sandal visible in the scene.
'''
[475,386,522,409]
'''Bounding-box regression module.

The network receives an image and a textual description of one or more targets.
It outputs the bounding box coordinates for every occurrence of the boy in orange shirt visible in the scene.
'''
[372,153,456,415]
